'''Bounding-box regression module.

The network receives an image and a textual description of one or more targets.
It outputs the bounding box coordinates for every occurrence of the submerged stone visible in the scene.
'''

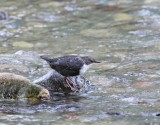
[80,29,111,38]
[0,73,50,99]
[145,0,160,5]
[114,13,133,21]
[12,41,34,48]
[0,11,8,20]
[39,1,60,8]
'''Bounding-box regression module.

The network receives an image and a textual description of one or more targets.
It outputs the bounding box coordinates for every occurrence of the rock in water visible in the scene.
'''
[0,11,8,20]
[0,73,50,99]
[34,70,94,95]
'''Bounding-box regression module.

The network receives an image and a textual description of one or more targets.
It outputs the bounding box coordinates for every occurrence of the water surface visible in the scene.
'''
[1,0,160,124]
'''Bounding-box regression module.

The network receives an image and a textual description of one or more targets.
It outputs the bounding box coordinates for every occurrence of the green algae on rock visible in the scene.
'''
[0,73,50,99]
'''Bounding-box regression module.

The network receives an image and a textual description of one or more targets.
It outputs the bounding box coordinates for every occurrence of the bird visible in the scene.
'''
[40,55,100,90]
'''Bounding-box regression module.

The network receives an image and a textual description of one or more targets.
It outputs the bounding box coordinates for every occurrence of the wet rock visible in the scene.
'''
[106,112,120,116]
[95,4,124,12]
[12,41,34,48]
[0,47,8,53]
[30,12,58,22]
[34,70,94,95]
[0,64,28,72]
[39,1,61,8]
[0,11,8,20]
[62,112,79,119]
[27,22,47,28]
[133,82,153,88]
[0,29,14,38]
[0,25,4,29]
[114,13,133,21]
[80,29,111,38]
[145,0,160,5]
[156,113,160,116]
[34,70,69,94]
[94,23,109,28]
[0,51,40,75]
[0,73,50,99]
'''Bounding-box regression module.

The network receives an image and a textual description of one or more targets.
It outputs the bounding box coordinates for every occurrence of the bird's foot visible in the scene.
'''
[65,77,77,91]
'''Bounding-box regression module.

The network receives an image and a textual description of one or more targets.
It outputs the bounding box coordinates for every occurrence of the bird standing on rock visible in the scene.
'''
[40,55,100,90]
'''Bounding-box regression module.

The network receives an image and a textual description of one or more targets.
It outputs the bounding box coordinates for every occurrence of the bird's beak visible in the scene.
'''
[40,56,52,63]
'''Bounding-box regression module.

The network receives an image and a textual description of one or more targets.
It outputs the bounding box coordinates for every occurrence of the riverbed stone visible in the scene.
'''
[145,0,160,5]
[12,41,34,48]
[0,73,50,99]
[39,1,61,8]
[114,13,133,21]
[80,29,111,38]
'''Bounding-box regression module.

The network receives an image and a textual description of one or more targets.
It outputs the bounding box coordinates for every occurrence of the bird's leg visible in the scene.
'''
[65,77,76,91]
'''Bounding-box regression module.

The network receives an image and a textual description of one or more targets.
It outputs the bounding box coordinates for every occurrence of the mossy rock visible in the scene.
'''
[0,73,50,99]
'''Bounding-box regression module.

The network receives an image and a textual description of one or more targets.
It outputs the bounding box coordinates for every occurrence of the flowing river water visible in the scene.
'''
[1,0,160,124]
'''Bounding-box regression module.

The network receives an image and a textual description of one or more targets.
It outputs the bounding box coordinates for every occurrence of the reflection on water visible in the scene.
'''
[1,0,160,124]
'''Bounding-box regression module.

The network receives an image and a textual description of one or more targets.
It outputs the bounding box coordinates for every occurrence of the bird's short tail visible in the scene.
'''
[40,56,52,63]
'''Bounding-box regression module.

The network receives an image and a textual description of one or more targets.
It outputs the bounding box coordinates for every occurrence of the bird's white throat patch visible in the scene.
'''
[80,64,90,74]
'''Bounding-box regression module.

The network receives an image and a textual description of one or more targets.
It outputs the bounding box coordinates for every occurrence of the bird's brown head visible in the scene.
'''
[82,56,100,65]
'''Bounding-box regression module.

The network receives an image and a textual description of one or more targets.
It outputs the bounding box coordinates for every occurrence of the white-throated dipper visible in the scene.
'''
[40,55,100,90]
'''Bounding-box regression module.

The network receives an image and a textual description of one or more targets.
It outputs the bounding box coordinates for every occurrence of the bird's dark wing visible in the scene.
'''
[51,56,84,76]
